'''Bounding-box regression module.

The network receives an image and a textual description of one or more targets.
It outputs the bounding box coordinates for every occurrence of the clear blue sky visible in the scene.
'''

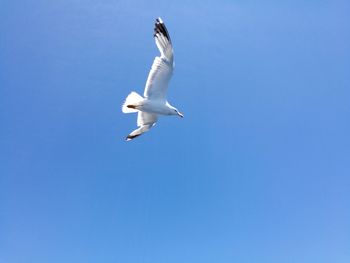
[1,0,350,262]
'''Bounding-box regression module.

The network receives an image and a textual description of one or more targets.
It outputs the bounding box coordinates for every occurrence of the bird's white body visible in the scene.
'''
[131,99,178,115]
[122,18,183,141]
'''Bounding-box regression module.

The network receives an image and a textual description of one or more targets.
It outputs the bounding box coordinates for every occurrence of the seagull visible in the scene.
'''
[122,17,183,141]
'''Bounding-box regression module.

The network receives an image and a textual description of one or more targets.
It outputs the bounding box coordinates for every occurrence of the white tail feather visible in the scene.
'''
[122,92,143,113]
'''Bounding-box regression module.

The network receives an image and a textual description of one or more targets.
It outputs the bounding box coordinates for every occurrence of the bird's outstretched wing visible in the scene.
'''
[126,112,158,141]
[143,18,174,102]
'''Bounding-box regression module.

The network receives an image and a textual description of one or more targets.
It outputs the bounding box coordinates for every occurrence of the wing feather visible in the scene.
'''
[144,18,174,101]
[126,112,157,141]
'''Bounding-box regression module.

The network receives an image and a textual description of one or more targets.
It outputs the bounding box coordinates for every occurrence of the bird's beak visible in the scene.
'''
[178,112,184,118]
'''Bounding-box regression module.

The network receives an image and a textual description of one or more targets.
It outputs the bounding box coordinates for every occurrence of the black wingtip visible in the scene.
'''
[126,134,140,141]
[154,17,171,43]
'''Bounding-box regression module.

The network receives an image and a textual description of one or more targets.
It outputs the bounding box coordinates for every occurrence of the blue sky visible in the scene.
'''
[1,0,350,262]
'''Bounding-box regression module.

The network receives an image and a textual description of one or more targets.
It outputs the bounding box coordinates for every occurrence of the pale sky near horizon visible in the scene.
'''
[1,0,350,262]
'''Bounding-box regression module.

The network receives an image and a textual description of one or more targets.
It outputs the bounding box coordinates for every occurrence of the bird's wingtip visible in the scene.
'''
[125,134,140,141]
[154,17,171,43]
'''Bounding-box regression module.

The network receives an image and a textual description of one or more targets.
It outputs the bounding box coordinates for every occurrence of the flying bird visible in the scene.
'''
[122,18,183,141]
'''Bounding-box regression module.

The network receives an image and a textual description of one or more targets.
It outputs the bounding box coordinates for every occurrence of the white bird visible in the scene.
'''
[122,18,183,141]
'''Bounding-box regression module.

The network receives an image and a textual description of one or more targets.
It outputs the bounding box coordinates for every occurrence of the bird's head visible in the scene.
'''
[170,107,184,118]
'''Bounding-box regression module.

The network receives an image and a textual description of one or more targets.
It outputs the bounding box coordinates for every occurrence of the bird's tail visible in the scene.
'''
[122,91,143,113]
